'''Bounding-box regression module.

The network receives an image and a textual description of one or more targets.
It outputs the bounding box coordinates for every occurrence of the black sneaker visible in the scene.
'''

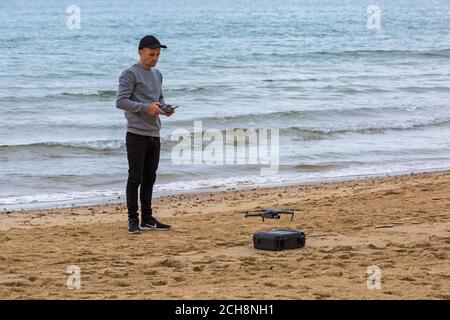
[140,217,171,231]
[128,219,141,234]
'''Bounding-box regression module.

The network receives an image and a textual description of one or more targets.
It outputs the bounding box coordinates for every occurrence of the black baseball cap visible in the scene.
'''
[138,35,167,50]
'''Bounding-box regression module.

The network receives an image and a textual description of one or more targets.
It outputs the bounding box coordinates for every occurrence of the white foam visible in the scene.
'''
[2,160,450,210]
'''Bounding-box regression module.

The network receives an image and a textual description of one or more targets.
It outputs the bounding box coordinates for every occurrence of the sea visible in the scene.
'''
[1,0,450,210]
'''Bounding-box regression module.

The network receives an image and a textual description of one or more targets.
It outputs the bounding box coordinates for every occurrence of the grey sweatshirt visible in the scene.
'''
[116,63,166,137]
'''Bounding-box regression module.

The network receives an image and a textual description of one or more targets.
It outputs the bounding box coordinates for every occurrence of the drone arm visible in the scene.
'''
[277,210,295,221]
[244,212,263,217]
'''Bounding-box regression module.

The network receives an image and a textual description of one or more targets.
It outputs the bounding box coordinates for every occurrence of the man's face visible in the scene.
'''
[139,47,161,68]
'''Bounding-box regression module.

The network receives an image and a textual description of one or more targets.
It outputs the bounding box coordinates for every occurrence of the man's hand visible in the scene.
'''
[147,102,166,116]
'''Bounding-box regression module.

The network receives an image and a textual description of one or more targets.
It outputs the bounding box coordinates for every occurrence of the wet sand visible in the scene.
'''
[0,171,449,299]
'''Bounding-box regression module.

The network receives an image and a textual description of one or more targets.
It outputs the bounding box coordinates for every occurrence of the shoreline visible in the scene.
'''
[3,166,450,213]
[0,169,448,299]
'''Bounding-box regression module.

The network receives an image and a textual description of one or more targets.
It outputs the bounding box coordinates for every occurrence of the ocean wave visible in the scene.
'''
[346,86,450,95]
[3,83,450,103]
[168,116,450,139]
[0,121,124,130]
[333,87,393,95]
[2,115,450,154]
[397,86,450,93]
[262,83,450,95]
[53,86,210,99]
[4,162,450,207]
[0,137,185,154]
[0,140,126,153]
[166,86,208,93]
[166,116,450,141]
[305,48,450,59]
[169,104,429,127]
[292,163,344,172]
[43,84,450,101]
[248,48,450,60]
[286,117,450,135]
[150,115,450,144]
[0,87,209,101]
[262,78,319,83]
[0,90,117,102]
[0,189,123,206]
[60,90,117,98]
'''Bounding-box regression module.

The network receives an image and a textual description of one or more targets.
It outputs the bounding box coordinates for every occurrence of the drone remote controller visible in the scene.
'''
[160,104,178,113]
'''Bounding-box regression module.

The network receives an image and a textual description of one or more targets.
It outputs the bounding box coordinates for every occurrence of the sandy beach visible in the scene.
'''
[0,171,449,300]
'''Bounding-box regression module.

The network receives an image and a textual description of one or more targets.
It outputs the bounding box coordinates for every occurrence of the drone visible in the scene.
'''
[241,208,295,222]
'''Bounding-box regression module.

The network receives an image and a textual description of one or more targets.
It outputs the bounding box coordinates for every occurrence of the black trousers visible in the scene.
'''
[125,132,160,221]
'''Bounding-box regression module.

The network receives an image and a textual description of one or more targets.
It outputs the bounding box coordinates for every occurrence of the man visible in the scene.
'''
[116,35,174,234]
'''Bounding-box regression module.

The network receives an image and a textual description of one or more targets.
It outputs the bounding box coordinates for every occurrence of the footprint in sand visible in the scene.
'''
[113,280,130,287]
[103,268,129,278]
[0,279,33,287]
[193,266,204,272]
[143,269,158,276]
[172,276,185,282]
[154,258,184,269]
[314,292,332,299]
[432,251,447,260]
[151,280,168,286]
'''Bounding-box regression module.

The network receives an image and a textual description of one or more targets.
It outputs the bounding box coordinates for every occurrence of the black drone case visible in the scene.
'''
[253,230,305,251]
